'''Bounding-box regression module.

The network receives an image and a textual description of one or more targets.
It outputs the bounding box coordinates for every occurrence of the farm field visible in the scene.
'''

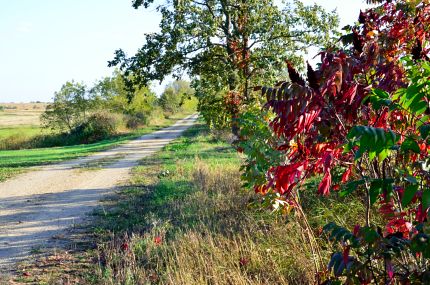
[0,103,47,144]
[0,103,46,126]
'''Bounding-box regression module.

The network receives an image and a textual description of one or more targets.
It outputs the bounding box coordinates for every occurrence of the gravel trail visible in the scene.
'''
[0,115,197,271]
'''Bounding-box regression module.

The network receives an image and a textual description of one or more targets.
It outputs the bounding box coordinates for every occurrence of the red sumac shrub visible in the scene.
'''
[241,0,430,283]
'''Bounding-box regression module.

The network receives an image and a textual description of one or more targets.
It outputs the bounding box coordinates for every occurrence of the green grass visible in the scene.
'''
[92,123,240,233]
[0,125,44,139]
[0,113,193,182]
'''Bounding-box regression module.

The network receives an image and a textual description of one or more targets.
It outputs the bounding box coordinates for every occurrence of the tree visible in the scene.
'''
[159,80,194,113]
[41,81,91,132]
[91,71,158,118]
[109,0,339,111]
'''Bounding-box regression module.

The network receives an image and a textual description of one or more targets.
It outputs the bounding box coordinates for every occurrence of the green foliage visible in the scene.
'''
[159,80,195,114]
[346,126,398,161]
[111,0,339,129]
[91,71,158,122]
[72,112,119,143]
[238,106,282,190]
[41,81,91,132]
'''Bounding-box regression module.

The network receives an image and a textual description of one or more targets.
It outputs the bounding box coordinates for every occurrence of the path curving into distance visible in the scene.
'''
[0,114,198,272]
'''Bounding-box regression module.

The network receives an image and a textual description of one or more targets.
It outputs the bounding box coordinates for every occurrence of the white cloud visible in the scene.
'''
[16,22,33,33]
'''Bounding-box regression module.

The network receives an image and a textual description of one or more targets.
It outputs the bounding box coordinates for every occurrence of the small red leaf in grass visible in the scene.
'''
[23,272,31,277]
[121,242,129,251]
[154,236,162,245]
[385,258,394,280]
[239,257,249,267]
[342,246,350,265]
[353,224,360,236]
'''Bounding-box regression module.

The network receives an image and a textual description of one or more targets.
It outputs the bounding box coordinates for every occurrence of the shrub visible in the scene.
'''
[0,134,29,150]
[72,112,118,143]
[125,111,151,129]
[241,1,430,283]
[125,116,140,129]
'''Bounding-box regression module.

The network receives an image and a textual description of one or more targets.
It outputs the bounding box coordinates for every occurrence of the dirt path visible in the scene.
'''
[0,115,198,271]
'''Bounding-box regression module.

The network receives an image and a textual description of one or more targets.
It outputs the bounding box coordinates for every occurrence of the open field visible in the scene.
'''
[0,103,47,149]
[0,112,195,182]
[0,103,47,127]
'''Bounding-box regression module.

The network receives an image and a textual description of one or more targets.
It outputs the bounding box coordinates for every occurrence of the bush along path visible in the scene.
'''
[0,114,197,273]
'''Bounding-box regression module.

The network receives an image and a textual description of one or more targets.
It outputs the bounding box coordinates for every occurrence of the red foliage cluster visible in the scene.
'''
[249,2,430,280]
[224,91,243,116]
[259,1,430,205]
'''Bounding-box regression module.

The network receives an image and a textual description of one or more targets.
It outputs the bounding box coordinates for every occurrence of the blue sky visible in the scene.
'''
[0,0,370,102]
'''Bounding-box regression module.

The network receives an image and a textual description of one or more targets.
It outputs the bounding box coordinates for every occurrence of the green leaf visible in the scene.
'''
[422,189,430,211]
[417,116,429,128]
[364,89,392,110]
[412,101,428,115]
[411,233,430,258]
[401,184,419,207]
[369,179,394,205]
[369,183,381,205]
[405,176,418,184]
[378,149,390,161]
[420,124,430,140]
[401,138,421,154]
[347,126,398,160]
[339,180,365,197]
[362,227,379,243]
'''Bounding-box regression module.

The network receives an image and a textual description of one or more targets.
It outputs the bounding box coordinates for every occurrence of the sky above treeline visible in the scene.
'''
[0,0,370,103]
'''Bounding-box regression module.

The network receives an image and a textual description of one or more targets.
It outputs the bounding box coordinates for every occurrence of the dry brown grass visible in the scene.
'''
[93,160,315,285]
[0,103,47,127]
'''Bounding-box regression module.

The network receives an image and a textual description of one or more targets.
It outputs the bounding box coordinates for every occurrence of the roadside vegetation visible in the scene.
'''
[0,76,197,151]
[13,123,366,284]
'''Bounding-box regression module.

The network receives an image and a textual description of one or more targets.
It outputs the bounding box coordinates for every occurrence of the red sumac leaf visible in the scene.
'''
[318,171,332,196]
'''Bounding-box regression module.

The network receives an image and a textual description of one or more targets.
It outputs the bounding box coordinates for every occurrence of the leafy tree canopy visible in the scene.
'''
[41,81,91,132]
[109,0,339,100]
[91,71,157,116]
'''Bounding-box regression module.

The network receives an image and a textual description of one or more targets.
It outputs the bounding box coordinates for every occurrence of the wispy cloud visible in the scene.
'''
[16,22,33,33]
